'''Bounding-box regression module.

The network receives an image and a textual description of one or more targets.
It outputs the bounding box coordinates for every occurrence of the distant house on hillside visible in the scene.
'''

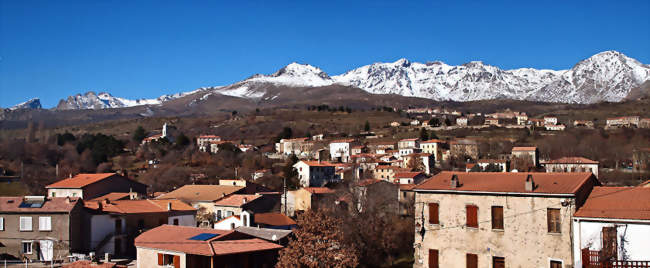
[511,146,539,167]
[197,135,221,152]
[46,173,147,200]
[606,116,640,128]
[294,160,338,187]
[281,187,336,217]
[541,157,599,178]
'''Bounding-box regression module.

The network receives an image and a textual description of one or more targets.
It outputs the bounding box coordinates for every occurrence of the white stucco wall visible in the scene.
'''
[213,216,243,230]
[48,188,84,199]
[136,247,187,268]
[572,219,650,267]
[330,142,351,162]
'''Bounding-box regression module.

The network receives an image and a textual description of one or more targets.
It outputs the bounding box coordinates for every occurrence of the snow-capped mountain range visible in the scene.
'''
[15,50,650,110]
[9,98,42,110]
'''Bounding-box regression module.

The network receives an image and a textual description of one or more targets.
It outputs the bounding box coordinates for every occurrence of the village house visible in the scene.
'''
[294,160,338,187]
[573,186,650,267]
[155,184,245,212]
[606,116,640,128]
[528,118,545,127]
[281,187,335,217]
[196,135,221,152]
[234,226,293,246]
[0,196,84,262]
[511,146,539,167]
[373,165,410,183]
[46,173,147,200]
[134,225,283,268]
[544,116,558,126]
[411,119,421,126]
[400,153,435,175]
[83,198,197,257]
[545,124,566,131]
[329,139,356,163]
[398,138,420,150]
[251,169,271,180]
[456,117,468,127]
[450,139,479,161]
[420,139,443,163]
[390,121,401,127]
[141,123,173,145]
[541,157,599,178]
[275,137,309,155]
[476,159,509,172]
[394,171,427,184]
[399,184,416,216]
[212,193,278,221]
[484,118,500,126]
[350,145,365,156]
[573,120,595,128]
[250,212,297,230]
[640,118,650,128]
[413,172,599,268]
[355,179,399,213]
[632,148,650,171]
[516,114,528,125]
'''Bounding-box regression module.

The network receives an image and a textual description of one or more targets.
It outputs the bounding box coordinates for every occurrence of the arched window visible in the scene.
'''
[243,215,248,227]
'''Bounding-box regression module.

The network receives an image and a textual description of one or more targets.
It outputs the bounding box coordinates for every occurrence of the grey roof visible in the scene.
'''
[235,226,292,241]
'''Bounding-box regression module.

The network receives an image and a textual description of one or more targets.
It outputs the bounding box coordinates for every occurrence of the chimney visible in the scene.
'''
[104,253,110,263]
[450,174,460,188]
[97,201,103,211]
[242,197,247,204]
[65,196,71,203]
[69,173,73,178]
[103,199,110,205]
[525,174,535,191]
[167,202,172,211]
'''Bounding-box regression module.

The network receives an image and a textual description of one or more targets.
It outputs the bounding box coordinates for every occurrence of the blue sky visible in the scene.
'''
[1,0,649,108]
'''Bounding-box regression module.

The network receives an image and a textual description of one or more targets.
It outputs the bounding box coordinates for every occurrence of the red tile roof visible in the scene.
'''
[297,160,336,167]
[213,194,262,207]
[64,261,125,268]
[477,159,508,163]
[395,172,424,179]
[253,212,296,226]
[156,185,244,202]
[85,199,196,214]
[512,147,537,151]
[420,139,443,144]
[135,225,282,256]
[0,197,80,212]
[303,187,335,194]
[399,184,417,191]
[542,157,598,164]
[330,139,355,143]
[46,173,125,189]
[198,135,221,139]
[88,192,131,202]
[359,179,383,187]
[414,171,596,195]
[574,187,650,220]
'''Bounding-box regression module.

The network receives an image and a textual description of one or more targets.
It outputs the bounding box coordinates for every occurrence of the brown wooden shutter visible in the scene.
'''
[547,208,560,233]
[428,203,439,224]
[157,253,163,265]
[173,255,180,268]
[466,205,478,228]
[493,257,505,268]
[602,227,617,259]
[466,253,478,268]
[491,206,503,230]
[428,249,439,268]
[550,260,562,268]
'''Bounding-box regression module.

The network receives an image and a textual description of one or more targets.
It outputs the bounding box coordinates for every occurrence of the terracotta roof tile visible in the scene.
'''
[574,187,650,220]
[512,147,537,151]
[253,212,296,226]
[63,260,125,268]
[0,196,80,213]
[303,187,335,194]
[297,160,336,167]
[156,185,244,202]
[88,192,131,202]
[213,194,262,207]
[330,139,355,143]
[420,139,443,144]
[542,157,598,164]
[135,225,282,256]
[399,184,417,191]
[85,199,195,214]
[46,173,124,189]
[477,159,508,163]
[395,172,424,178]
[414,171,595,195]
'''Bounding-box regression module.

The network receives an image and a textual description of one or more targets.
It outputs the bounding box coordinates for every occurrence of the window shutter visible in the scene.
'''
[39,217,44,231]
[0,217,4,231]
[157,253,163,265]
[428,203,439,224]
[547,209,561,233]
[466,253,478,268]
[173,255,180,268]
[20,217,32,231]
[466,205,478,228]
[491,206,504,230]
[428,249,439,268]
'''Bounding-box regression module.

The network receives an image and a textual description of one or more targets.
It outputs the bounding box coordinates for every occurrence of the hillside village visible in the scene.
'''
[0,104,649,268]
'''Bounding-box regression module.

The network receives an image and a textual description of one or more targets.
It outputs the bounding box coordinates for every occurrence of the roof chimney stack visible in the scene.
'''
[450,174,460,188]
[167,202,172,211]
[242,197,247,204]
[525,174,535,191]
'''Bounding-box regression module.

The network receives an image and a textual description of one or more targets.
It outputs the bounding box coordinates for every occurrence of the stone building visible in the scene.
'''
[413,171,599,268]
[541,157,599,178]
[450,139,479,161]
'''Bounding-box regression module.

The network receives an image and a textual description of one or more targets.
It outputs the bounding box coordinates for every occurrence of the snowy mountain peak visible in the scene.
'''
[9,98,42,110]
[392,58,411,67]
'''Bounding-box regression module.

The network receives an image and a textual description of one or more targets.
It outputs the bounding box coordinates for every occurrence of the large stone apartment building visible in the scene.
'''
[413,171,598,268]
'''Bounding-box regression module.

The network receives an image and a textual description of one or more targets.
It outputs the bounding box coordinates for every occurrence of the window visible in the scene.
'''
[173,219,179,226]
[0,217,4,231]
[491,206,504,230]
[157,253,179,267]
[466,253,478,268]
[19,217,32,231]
[22,241,33,254]
[39,216,52,231]
[51,192,56,197]
[72,192,77,197]
[428,203,439,224]
[230,223,236,230]
[550,260,562,268]
[547,208,561,233]
[493,257,505,268]
[466,205,478,228]
[428,249,439,268]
